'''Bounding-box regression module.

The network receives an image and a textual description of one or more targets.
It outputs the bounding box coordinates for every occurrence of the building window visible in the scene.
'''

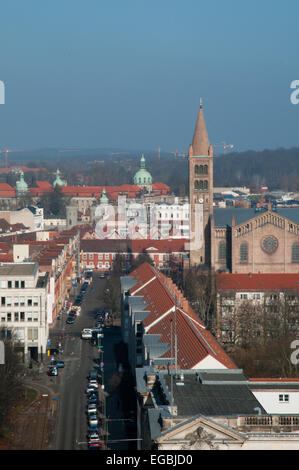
[15,281,19,288]
[27,328,38,341]
[27,298,32,307]
[0,281,6,288]
[261,236,278,254]
[20,312,25,321]
[7,312,11,322]
[240,243,248,263]
[292,243,299,263]
[14,312,19,322]
[218,241,226,261]
[8,281,12,289]
[27,312,32,322]
[279,394,289,402]
[21,281,25,288]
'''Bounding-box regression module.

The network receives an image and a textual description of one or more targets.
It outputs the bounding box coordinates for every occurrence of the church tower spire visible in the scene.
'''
[188,100,214,267]
[189,99,213,158]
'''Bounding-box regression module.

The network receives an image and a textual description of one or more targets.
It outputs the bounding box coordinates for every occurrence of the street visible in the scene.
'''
[44,272,137,450]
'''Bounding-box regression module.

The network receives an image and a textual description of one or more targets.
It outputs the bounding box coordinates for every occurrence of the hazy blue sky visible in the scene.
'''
[0,0,298,153]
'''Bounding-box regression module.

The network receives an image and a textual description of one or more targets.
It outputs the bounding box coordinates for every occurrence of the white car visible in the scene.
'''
[89,416,98,426]
[89,380,98,388]
[87,404,97,413]
[81,328,93,339]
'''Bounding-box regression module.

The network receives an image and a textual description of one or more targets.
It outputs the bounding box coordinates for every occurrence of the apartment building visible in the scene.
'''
[0,262,50,363]
[215,273,299,343]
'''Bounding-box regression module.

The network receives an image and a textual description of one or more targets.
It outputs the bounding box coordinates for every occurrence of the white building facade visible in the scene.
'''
[0,262,50,363]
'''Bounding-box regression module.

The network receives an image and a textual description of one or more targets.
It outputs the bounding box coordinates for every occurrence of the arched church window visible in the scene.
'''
[218,241,226,261]
[199,180,204,190]
[292,243,299,263]
[203,180,208,190]
[194,180,199,190]
[195,165,199,175]
[240,243,248,263]
[203,165,208,175]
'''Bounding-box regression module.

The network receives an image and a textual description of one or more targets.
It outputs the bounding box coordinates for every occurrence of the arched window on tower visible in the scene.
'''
[240,242,248,263]
[218,241,226,262]
[203,180,208,190]
[195,165,199,175]
[194,180,199,190]
[292,242,299,263]
[199,180,204,190]
[203,164,208,175]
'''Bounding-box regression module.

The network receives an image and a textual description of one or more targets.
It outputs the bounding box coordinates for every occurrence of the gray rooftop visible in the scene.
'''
[161,373,267,417]
[0,262,38,277]
[213,207,299,227]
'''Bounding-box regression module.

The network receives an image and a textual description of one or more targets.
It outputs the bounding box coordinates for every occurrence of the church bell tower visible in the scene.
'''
[188,99,213,267]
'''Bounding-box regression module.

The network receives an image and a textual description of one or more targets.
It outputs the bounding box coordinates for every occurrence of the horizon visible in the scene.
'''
[0,1,298,152]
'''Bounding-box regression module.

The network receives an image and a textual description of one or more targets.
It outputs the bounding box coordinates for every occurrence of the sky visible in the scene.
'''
[0,0,298,154]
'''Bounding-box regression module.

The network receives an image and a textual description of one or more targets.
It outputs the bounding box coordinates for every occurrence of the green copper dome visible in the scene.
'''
[53,168,65,187]
[100,188,109,204]
[16,171,28,192]
[133,154,152,186]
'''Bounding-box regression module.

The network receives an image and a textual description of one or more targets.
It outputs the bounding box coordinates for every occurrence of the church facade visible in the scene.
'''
[188,104,299,274]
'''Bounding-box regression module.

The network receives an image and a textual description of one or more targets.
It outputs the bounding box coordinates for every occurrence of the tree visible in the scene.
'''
[0,330,25,437]
[130,250,154,270]
[182,268,216,327]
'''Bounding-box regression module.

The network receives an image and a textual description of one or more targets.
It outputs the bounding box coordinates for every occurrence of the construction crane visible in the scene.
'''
[213,142,234,154]
[0,149,26,168]
[0,149,10,168]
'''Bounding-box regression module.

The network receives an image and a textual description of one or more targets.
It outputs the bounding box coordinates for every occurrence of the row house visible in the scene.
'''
[120,262,236,372]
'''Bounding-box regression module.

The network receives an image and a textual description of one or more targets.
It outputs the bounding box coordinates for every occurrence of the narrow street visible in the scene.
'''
[50,272,137,450]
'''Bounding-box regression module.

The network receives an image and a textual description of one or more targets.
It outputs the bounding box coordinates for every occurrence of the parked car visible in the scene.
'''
[88,395,99,404]
[88,380,98,388]
[87,426,100,436]
[81,328,93,339]
[66,317,74,324]
[86,385,98,395]
[89,369,98,380]
[89,416,98,426]
[87,403,97,413]
[88,442,101,450]
[51,360,64,368]
[47,366,58,376]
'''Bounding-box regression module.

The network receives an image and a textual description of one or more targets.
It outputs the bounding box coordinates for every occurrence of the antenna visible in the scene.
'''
[170,319,174,404]
[174,295,178,377]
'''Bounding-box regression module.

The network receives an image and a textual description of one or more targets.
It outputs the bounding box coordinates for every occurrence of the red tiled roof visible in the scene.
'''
[249,378,299,382]
[127,262,237,370]
[216,273,299,292]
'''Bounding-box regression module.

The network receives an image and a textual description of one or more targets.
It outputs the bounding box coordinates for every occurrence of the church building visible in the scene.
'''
[189,103,299,273]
